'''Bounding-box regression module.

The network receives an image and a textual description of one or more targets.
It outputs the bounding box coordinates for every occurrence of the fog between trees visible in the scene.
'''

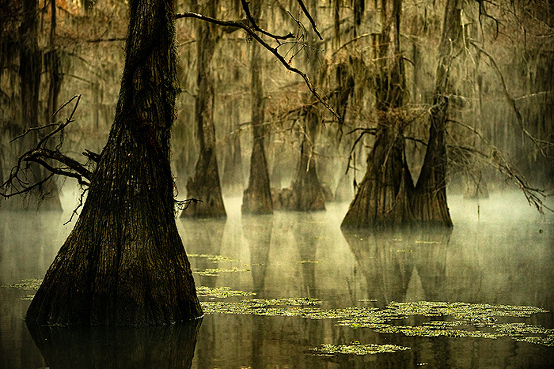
[1,0,553,221]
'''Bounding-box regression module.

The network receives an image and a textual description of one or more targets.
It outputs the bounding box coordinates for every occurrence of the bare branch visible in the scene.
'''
[82,149,102,163]
[24,148,93,182]
[447,122,552,214]
[10,123,59,143]
[1,172,56,199]
[23,155,90,187]
[240,0,294,41]
[1,95,95,199]
[175,198,203,212]
[64,188,89,225]
[344,128,377,175]
[174,12,342,124]
[86,37,126,43]
[296,0,323,40]
[9,95,81,147]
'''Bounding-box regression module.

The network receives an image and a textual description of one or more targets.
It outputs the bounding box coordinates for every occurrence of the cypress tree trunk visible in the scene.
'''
[8,0,61,211]
[242,37,273,214]
[290,107,326,211]
[26,0,203,325]
[221,100,243,196]
[411,0,460,227]
[45,0,62,126]
[341,120,413,228]
[182,0,226,218]
[288,0,326,212]
[342,0,413,228]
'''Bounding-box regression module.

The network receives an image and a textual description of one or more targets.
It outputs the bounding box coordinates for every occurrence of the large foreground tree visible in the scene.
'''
[26,0,203,325]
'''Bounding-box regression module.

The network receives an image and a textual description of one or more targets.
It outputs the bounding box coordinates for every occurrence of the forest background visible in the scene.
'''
[1,0,553,225]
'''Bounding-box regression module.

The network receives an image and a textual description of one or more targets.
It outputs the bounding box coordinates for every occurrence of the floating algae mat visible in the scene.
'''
[2,279,42,290]
[194,267,251,276]
[311,342,410,356]
[188,253,238,262]
[189,253,251,276]
[201,299,554,347]
[5,278,552,348]
[197,286,256,299]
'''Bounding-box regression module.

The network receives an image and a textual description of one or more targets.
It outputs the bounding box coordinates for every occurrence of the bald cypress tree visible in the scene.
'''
[182,0,227,219]
[26,0,202,325]
[342,0,414,228]
[411,0,460,227]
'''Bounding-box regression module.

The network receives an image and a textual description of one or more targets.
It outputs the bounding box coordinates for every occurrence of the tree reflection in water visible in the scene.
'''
[341,227,451,309]
[27,320,201,369]
[1,197,553,368]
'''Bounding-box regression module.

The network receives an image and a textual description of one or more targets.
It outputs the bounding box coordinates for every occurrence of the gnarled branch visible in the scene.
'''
[240,0,294,41]
[1,95,96,199]
[174,11,342,124]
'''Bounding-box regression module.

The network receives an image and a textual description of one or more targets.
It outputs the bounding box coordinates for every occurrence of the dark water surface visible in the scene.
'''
[1,193,553,368]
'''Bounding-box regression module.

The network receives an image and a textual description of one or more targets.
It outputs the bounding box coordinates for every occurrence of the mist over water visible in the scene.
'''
[1,190,552,368]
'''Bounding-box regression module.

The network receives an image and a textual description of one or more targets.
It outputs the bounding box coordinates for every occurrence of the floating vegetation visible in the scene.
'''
[201,297,324,317]
[335,301,553,346]
[197,286,256,299]
[202,298,553,347]
[194,267,251,276]
[4,278,552,347]
[2,278,42,290]
[310,342,410,356]
[188,254,237,262]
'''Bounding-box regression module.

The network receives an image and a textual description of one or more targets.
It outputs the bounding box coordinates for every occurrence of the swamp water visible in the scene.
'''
[1,193,553,368]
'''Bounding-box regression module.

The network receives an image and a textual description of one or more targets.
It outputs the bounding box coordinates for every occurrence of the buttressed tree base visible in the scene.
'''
[26,0,203,326]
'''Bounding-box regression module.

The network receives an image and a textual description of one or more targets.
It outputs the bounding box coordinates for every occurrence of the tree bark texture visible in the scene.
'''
[342,0,414,228]
[182,0,226,218]
[242,38,273,214]
[411,0,460,227]
[342,119,414,228]
[26,0,203,325]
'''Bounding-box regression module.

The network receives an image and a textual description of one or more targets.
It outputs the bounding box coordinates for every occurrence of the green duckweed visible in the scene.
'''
[187,253,237,262]
[201,299,553,347]
[310,342,410,356]
[197,286,256,299]
[2,278,42,290]
[194,267,251,276]
[4,277,552,347]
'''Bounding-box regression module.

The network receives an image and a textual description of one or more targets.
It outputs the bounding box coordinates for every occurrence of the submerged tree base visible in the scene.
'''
[25,0,203,326]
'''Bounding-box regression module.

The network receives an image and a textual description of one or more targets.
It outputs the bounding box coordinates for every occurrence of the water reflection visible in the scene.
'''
[1,195,553,368]
[179,218,226,290]
[342,227,451,308]
[241,214,272,296]
[27,320,201,369]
